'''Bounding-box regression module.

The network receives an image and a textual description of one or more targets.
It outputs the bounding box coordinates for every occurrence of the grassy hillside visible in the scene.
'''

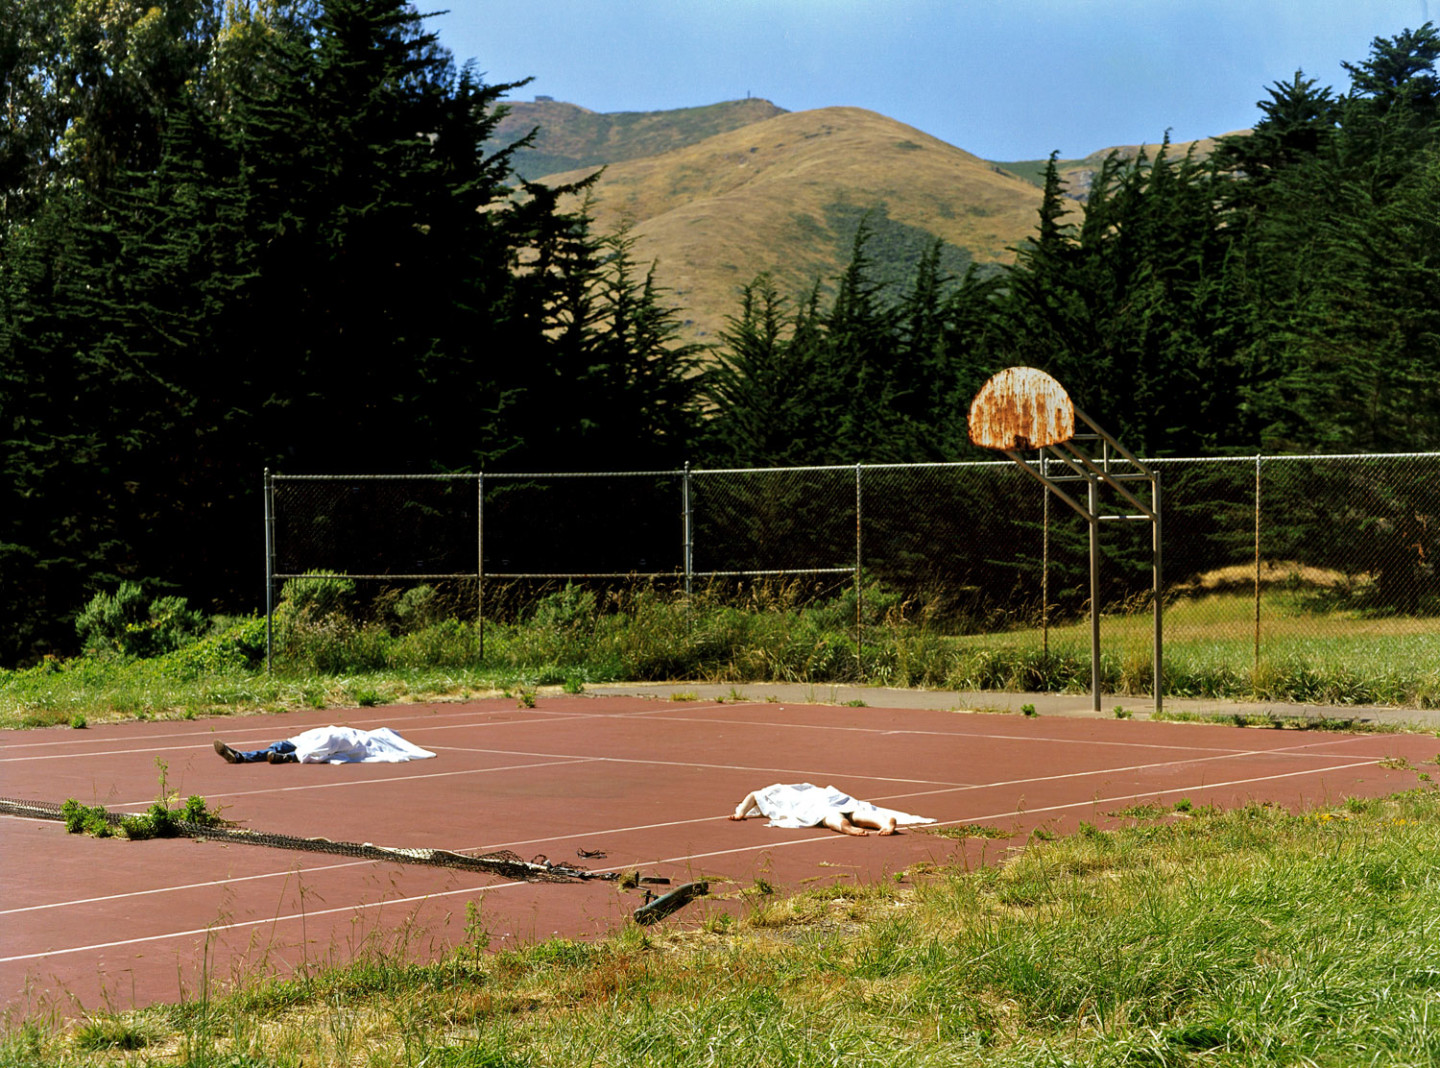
[493,98,1249,344]
[994,130,1248,197]
[493,97,788,180]
[533,106,1046,342]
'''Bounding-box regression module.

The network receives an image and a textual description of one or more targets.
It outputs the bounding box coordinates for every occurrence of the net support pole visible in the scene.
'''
[477,473,485,661]
[264,467,274,674]
[683,462,693,599]
[1253,454,1261,687]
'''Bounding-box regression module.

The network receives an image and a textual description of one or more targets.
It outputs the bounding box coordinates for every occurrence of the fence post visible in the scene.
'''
[264,467,274,673]
[1253,454,1261,685]
[683,462,693,599]
[1152,468,1163,715]
[477,472,485,661]
[855,463,863,678]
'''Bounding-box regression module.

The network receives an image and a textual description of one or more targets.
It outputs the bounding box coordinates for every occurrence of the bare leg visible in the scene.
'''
[729,792,760,821]
[822,813,869,836]
[851,813,899,836]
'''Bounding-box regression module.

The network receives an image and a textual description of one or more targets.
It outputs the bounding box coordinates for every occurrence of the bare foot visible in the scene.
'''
[878,819,898,836]
[728,813,745,821]
[839,823,869,836]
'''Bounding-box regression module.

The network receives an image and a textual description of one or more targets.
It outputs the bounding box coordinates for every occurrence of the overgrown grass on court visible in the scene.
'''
[6,784,1438,1067]
[3,587,1437,731]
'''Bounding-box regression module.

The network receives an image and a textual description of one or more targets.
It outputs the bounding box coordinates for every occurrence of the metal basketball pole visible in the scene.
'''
[969,367,1163,715]
[1088,476,1101,709]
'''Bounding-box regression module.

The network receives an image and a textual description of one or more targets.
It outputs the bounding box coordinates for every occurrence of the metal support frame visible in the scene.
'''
[1041,455,1050,657]
[1002,407,1163,713]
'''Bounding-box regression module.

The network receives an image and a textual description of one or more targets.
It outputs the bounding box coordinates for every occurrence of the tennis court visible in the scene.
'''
[3,694,1436,1019]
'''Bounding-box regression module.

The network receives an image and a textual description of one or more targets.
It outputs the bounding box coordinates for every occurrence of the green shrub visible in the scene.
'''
[75,582,205,658]
[279,571,356,620]
[393,584,440,630]
[63,794,221,841]
[163,617,268,678]
[61,799,113,837]
[530,584,597,630]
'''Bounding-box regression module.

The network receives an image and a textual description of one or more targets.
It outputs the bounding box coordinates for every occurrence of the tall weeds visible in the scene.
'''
[4,584,1437,728]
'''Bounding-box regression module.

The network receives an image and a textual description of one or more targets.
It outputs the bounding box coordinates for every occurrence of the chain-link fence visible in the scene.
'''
[266,454,1440,682]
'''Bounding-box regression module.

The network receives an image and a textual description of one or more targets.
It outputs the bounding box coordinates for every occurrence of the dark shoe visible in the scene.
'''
[213,739,242,763]
[266,751,298,764]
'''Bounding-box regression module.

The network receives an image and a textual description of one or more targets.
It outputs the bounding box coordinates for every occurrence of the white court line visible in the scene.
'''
[580,706,1413,761]
[0,703,533,754]
[0,851,379,916]
[430,744,978,788]
[456,745,1379,854]
[106,756,596,809]
[501,702,1417,761]
[615,757,1389,873]
[3,697,1411,770]
[82,726,1387,822]
[0,756,1385,964]
[1,743,1388,929]
[0,701,713,762]
[4,704,1412,917]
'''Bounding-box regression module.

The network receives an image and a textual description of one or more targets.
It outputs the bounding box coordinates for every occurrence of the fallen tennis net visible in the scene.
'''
[0,797,615,883]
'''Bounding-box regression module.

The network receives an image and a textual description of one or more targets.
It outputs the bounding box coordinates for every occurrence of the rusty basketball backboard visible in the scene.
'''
[968,366,1075,450]
[966,366,1162,713]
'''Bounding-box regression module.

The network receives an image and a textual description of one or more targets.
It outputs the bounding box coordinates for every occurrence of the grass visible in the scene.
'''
[7,786,1439,1066]
[2,588,1436,731]
[921,822,1013,840]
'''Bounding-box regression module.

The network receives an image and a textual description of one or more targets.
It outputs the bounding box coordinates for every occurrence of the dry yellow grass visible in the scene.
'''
[535,106,1047,342]
[1182,559,1362,592]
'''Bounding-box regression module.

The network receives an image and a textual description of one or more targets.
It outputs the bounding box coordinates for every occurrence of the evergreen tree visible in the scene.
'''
[815,220,913,461]
[705,275,818,466]
[1214,72,1338,192]
[999,144,1252,454]
[0,0,607,661]
[1232,24,1440,451]
[518,220,703,471]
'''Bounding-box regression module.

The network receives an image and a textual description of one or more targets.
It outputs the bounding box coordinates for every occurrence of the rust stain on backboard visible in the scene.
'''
[968,367,1075,450]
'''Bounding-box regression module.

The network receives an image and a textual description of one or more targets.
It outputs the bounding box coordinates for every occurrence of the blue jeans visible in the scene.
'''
[237,740,297,763]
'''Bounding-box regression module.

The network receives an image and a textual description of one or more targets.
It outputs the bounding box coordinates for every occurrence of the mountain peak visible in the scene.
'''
[494,97,789,179]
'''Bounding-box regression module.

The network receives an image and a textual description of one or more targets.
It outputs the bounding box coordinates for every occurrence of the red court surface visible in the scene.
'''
[3,695,1437,1021]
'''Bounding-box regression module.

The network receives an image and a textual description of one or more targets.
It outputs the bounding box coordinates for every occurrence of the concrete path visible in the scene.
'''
[587,682,1440,730]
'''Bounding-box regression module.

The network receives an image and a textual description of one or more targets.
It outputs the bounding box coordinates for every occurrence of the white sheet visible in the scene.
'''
[742,782,935,829]
[287,726,435,764]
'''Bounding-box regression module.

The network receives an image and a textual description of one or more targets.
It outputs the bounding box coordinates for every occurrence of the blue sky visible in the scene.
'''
[426,0,1433,160]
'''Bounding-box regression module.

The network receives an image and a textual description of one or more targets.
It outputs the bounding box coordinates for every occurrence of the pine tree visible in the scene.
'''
[705,275,817,465]
[0,0,603,660]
